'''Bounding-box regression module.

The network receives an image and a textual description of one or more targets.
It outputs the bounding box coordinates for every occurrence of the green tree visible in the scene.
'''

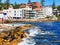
[41,0,45,6]
[1,3,6,9]
[0,0,2,4]
[28,0,31,3]
[57,6,60,11]
[52,0,55,9]
[0,0,2,10]
[0,5,2,10]
[0,0,20,9]
[13,2,20,9]
[6,0,10,9]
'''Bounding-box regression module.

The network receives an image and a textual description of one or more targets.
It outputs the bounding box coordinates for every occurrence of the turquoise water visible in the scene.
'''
[20,21,60,45]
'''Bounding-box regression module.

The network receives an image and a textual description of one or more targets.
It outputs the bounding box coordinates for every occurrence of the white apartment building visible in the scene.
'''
[3,5,32,19]
[0,12,4,18]
[0,12,8,19]
[41,6,53,17]
[53,8,60,15]
[35,10,45,18]
[3,8,24,19]
[24,10,37,19]
[33,6,53,19]
[2,5,53,19]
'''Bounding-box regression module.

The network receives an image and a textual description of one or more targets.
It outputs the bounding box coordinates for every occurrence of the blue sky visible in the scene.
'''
[2,0,60,6]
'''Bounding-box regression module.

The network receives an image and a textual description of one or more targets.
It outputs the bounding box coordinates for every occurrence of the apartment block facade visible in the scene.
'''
[3,6,32,19]
[0,5,53,20]
[24,10,36,19]
[41,6,53,17]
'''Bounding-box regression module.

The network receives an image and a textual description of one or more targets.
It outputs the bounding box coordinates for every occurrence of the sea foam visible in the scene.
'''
[18,26,54,45]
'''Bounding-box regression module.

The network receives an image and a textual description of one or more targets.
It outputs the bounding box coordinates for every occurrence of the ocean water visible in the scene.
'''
[18,21,60,45]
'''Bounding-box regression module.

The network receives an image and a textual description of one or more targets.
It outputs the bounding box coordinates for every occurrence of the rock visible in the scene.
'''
[0,33,8,37]
[24,24,32,27]
[11,39,19,45]
[0,24,33,45]
[0,37,3,43]
[3,41,10,45]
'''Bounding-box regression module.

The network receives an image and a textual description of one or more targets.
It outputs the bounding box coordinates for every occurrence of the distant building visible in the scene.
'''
[24,10,36,19]
[41,6,53,17]
[27,2,40,11]
[58,11,60,15]
[0,12,4,18]
[20,2,40,11]
[0,12,3,23]
[0,12,7,23]
[53,8,60,15]
[3,6,24,19]
[2,4,54,20]
[34,6,53,19]
[3,5,32,19]
[20,4,26,8]
[35,10,45,18]
[0,12,7,19]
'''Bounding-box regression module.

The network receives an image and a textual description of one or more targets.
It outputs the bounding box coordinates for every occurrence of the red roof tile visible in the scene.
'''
[20,2,40,10]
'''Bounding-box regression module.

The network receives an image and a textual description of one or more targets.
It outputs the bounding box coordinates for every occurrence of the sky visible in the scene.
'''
[2,0,60,6]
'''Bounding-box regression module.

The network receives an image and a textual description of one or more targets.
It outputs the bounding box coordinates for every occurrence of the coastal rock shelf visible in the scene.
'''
[0,24,33,45]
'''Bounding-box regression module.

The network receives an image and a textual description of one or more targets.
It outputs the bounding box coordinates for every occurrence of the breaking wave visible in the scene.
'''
[18,21,60,45]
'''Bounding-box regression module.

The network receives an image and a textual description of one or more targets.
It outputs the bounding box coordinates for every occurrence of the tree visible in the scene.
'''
[52,0,55,9]
[0,0,2,4]
[28,0,31,3]
[41,0,45,6]
[6,0,10,9]
[0,0,2,10]
[57,6,60,11]
[0,0,10,9]
[0,5,2,10]
[13,2,20,9]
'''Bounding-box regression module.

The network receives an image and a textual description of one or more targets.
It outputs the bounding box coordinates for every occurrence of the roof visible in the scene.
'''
[27,2,40,10]
[20,4,26,8]
[20,2,40,10]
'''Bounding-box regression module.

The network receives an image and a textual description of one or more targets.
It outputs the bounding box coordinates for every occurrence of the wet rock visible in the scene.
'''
[0,24,33,45]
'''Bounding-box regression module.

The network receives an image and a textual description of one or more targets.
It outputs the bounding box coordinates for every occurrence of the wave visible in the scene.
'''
[18,26,55,45]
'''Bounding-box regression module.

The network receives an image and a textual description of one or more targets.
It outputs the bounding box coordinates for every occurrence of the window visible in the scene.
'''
[9,11,11,13]
[14,14,16,16]
[32,6,37,9]
[3,13,7,15]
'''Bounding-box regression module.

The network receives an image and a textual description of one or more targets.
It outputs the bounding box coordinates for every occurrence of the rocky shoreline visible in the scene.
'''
[3,18,58,23]
[0,24,34,45]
